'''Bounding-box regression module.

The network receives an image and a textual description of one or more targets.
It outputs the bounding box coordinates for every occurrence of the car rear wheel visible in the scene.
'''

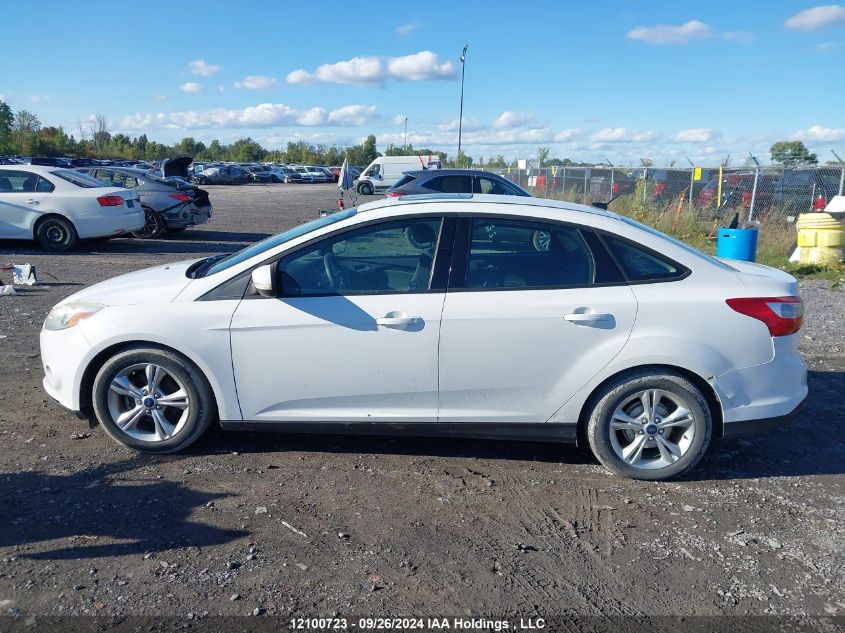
[92,347,216,453]
[586,370,711,480]
[358,182,374,195]
[132,206,165,239]
[35,216,78,252]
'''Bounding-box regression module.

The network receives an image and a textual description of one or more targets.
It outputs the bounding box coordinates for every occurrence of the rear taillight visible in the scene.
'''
[741,192,752,208]
[812,194,827,211]
[386,192,404,198]
[170,193,191,202]
[96,195,124,206]
[726,297,804,337]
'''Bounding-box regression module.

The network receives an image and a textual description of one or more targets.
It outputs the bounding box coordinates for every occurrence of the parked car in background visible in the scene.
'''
[76,166,212,238]
[192,164,248,185]
[313,166,336,182]
[386,169,532,198]
[774,168,842,212]
[29,157,73,168]
[41,194,806,481]
[291,166,316,183]
[302,166,329,183]
[0,165,143,251]
[243,165,273,183]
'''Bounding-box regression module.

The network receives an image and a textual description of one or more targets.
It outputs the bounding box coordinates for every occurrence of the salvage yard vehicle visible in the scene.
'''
[386,169,532,198]
[76,166,212,238]
[40,194,807,480]
[192,164,248,185]
[356,155,439,195]
[0,165,143,251]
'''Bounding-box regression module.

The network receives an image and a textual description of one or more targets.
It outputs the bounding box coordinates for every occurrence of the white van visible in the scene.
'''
[356,156,438,195]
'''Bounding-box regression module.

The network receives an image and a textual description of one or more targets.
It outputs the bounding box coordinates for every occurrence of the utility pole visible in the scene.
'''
[457,45,468,166]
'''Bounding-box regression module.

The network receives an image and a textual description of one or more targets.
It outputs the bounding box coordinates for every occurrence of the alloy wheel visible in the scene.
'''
[608,389,696,470]
[106,363,191,442]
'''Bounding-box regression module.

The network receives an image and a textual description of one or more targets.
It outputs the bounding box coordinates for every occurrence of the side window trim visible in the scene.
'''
[595,231,690,284]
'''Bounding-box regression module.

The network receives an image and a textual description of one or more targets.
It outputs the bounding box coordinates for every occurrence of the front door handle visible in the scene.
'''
[377,312,421,328]
[26,199,40,205]
[564,312,613,324]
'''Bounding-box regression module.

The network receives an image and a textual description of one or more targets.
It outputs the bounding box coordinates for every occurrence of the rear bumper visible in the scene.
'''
[722,398,805,438]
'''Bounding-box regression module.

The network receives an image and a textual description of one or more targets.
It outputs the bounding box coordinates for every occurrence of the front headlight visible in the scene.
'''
[44,303,105,331]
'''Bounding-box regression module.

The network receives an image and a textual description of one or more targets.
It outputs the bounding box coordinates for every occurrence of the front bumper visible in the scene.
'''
[41,323,94,414]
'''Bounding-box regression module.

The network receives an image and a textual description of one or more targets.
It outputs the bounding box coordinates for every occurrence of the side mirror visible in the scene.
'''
[251,264,277,298]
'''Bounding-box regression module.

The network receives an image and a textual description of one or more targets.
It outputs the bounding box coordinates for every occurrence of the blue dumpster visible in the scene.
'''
[716,228,758,262]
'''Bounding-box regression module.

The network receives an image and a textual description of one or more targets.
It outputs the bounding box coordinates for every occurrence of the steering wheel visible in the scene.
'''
[323,253,347,290]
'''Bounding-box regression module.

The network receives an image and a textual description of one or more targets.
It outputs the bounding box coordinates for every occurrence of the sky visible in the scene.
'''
[1,0,844,166]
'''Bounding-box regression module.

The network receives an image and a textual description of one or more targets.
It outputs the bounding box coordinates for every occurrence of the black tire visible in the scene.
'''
[358,182,374,195]
[35,216,78,252]
[91,347,216,454]
[585,370,712,481]
[132,206,165,239]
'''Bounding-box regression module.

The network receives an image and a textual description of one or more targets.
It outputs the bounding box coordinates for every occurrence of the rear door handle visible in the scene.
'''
[26,199,40,205]
[564,312,613,324]
[377,313,421,328]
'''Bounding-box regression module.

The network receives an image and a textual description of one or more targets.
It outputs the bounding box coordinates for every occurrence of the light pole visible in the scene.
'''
[404,117,408,153]
[457,45,468,166]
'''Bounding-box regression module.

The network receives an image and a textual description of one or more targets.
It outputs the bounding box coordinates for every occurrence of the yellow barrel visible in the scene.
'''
[797,212,845,265]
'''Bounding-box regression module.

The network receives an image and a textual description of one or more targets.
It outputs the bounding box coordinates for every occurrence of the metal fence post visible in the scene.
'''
[688,168,695,214]
[643,168,648,207]
[543,168,548,197]
[610,168,615,201]
[717,165,723,209]
[562,167,567,200]
[748,165,760,223]
[839,166,844,196]
[583,169,588,204]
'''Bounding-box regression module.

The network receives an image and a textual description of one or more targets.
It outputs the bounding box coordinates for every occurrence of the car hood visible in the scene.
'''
[57,259,200,308]
[161,155,193,179]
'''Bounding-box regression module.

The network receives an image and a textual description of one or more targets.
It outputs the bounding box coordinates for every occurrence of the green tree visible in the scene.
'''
[12,110,40,154]
[0,100,13,154]
[231,138,265,162]
[537,147,550,167]
[770,140,817,166]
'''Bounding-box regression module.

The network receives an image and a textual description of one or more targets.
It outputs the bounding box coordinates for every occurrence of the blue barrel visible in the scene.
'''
[716,228,758,261]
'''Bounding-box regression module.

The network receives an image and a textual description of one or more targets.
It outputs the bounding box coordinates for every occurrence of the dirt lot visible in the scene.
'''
[0,183,843,627]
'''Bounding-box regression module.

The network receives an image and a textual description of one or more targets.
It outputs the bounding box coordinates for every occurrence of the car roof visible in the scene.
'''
[357,193,616,219]
[401,168,504,178]
[0,164,62,175]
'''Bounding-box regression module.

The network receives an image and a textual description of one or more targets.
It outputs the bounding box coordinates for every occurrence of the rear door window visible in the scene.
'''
[425,175,472,193]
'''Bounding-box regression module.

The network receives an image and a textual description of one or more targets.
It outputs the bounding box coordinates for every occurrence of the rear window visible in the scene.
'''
[53,169,110,188]
[392,174,416,188]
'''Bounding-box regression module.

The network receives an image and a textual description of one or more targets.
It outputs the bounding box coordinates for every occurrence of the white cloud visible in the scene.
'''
[793,125,845,141]
[554,129,581,142]
[287,51,456,85]
[188,60,221,76]
[673,128,714,143]
[723,30,755,43]
[180,82,202,93]
[392,114,407,126]
[396,22,420,35]
[437,117,483,132]
[117,102,380,131]
[0,94,5,102]
[492,111,534,130]
[627,20,713,44]
[218,84,225,93]
[785,5,845,31]
[29,94,49,103]
[591,128,659,143]
[233,75,277,90]
[817,41,843,50]
[327,104,379,126]
[387,51,456,81]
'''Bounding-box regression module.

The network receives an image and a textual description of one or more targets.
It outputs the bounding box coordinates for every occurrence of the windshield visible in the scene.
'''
[201,208,358,277]
[52,169,111,188]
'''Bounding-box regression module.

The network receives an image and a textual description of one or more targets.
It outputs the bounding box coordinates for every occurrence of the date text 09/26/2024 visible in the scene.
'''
[290,617,547,630]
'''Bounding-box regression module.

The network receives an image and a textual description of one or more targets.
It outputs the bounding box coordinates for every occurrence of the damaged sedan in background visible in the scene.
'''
[76,156,212,238]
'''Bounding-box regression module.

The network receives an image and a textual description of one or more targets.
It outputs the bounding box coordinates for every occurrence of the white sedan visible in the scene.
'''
[39,194,807,480]
[0,165,143,251]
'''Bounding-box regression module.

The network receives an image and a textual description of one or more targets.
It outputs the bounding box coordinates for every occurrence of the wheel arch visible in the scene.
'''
[78,340,222,422]
[575,363,724,446]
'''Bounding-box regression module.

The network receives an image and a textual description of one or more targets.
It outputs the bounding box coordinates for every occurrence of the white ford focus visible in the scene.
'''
[40,194,807,480]
[0,165,144,251]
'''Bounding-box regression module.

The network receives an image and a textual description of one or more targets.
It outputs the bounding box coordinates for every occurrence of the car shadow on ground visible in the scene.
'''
[0,457,246,560]
[190,370,844,482]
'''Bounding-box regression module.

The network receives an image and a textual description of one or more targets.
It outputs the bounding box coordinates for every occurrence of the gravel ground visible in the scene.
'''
[0,183,843,627]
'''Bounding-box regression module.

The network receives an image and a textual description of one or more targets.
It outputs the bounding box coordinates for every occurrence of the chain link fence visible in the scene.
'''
[490,164,845,230]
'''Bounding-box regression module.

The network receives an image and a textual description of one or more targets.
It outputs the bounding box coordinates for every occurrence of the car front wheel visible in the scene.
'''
[586,370,711,480]
[92,347,216,453]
